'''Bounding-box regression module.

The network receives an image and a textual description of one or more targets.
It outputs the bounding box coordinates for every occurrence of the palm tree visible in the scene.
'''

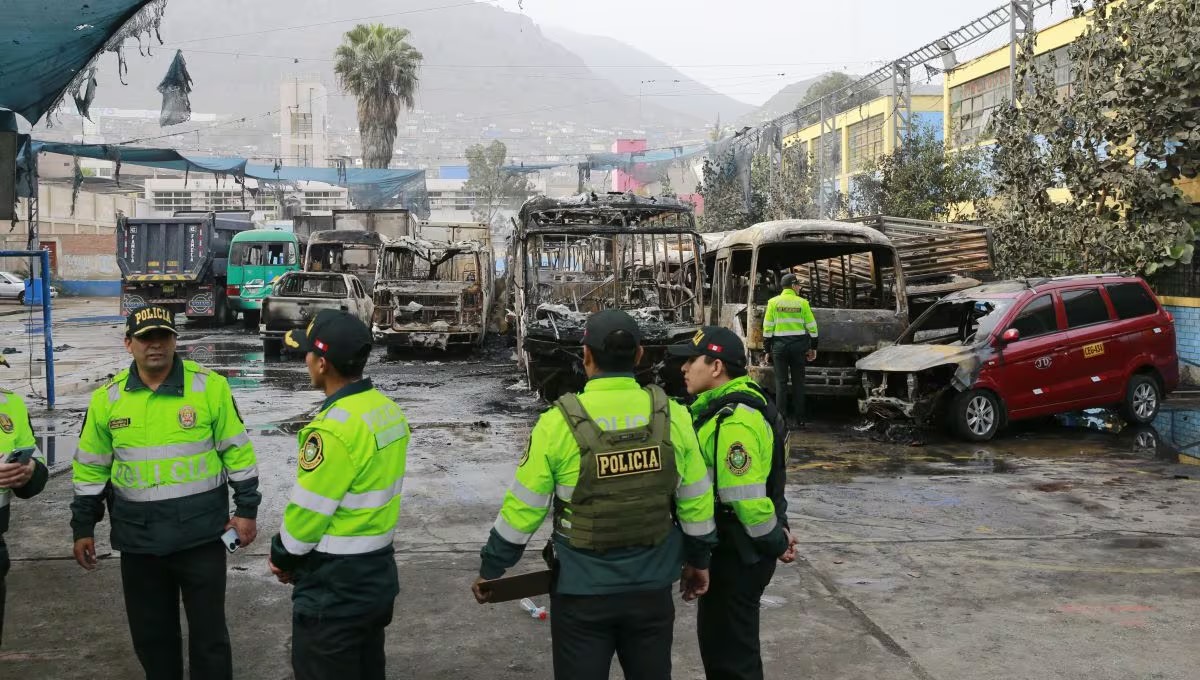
[334,24,423,169]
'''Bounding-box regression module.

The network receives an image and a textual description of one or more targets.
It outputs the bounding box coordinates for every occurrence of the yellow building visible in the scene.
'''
[782,93,945,197]
[943,10,1199,202]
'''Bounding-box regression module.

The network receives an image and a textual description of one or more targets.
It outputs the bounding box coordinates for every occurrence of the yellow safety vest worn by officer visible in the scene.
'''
[270,379,409,617]
[70,357,260,555]
[762,289,819,344]
[0,390,49,536]
[480,376,718,596]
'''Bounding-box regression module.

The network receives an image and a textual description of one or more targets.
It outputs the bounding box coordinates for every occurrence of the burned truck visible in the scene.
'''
[511,193,704,400]
[304,230,388,292]
[707,220,908,397]
[371,236,494,352]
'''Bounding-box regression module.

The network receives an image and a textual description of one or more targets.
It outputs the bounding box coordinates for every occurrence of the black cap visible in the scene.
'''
[284,309,373,366]
[781,273,798,288]
[582,309,642,349]
[668,326,746,368]
[126,306,178,338]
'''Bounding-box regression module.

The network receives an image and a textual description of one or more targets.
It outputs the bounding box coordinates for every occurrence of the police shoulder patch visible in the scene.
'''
[726,442,751,476]
[0,413,13,434]
[518,442,531,467]
[299,432,325,471]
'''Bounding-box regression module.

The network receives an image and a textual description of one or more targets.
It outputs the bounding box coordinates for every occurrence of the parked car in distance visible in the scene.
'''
[0,271,59,303]
[857,274,1178,441]
[259,271,373,357]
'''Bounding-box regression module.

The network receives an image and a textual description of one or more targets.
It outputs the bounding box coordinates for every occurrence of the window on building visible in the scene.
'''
[1105,282,1158,320]
[1062,288,1111,328]
[290,112,313,135]
[153,191,193,213]
[848,115,885,171]
[949,69,1012,146]
[1035,45,1077,100]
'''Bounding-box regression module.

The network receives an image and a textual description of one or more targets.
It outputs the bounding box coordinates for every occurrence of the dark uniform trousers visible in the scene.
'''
[772,335,812,423]
[550,587,675,680]
[291,603,394,680]
[0,539,9,649]
[698,549,778,680]
[119,540,232,680]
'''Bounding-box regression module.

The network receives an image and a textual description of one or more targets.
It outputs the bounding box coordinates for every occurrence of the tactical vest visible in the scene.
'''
[552,384,677,552]
[694,383,789,554]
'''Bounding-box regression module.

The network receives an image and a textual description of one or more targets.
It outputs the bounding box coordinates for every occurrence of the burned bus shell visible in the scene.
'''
[512,193,704,400]
[372,237,494,351]
[708,220,908,397]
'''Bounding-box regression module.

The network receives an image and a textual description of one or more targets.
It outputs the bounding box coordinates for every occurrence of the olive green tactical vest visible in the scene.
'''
[553,384,677,552]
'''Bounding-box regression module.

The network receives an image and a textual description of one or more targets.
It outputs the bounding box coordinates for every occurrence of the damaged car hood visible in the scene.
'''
[855,344,980,373]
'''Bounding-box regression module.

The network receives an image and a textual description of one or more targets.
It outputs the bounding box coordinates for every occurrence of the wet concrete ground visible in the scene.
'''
[3,301,1200,678]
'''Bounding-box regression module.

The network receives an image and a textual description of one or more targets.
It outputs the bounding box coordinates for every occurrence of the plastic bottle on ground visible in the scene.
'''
[519,597,548,620]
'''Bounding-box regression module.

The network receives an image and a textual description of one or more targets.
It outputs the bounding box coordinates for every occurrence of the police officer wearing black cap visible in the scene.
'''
[671,327,797,680]
[71,306,260,680]
[474,309,717,680]
[269,310,411,680]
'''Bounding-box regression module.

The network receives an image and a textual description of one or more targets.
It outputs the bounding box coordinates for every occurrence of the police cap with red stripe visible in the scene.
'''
[667,326,746,368]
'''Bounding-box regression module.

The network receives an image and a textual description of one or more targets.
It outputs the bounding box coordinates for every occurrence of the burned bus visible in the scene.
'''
[511,193,704,400]
[304,230,387,292]
[707,220,908,397]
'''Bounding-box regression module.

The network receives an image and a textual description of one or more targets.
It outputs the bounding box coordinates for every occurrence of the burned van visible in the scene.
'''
[371,236,494,352]
[511,193,704,400]
[708,220,908,397]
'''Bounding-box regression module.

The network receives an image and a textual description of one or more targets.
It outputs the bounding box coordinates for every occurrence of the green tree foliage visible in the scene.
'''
[334,24,423,169]
[697,145,819,232]
[982,0,1199,277]
[463,140,533,226]
[850,125,988,220]
[799,72,879,112]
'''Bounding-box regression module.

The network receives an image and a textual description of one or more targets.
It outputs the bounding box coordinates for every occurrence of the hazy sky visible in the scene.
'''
[509,0,1076,105]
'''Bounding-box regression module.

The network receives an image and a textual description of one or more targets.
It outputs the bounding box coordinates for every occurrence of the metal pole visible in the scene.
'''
[40,249,54,409]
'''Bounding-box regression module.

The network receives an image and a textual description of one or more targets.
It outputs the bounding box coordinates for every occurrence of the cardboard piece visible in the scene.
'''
[480,569,553,603]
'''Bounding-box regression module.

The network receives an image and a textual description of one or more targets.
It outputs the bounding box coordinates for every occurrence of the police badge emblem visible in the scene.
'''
[0,414,13,434]
[178,406,197,429]
[726,442,751,476]
[299,432,324,471]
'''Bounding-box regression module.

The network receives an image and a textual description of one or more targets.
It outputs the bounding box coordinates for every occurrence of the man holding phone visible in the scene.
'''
[70,307,260,680]
[0,354,49,649]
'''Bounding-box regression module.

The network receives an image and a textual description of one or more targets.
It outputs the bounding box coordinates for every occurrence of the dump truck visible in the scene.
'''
[116,211,253,322]
[371,236,494,352]
[511,193,705,400]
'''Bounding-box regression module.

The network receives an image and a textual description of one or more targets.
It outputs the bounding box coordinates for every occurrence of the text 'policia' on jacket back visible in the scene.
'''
[117,210,253,321]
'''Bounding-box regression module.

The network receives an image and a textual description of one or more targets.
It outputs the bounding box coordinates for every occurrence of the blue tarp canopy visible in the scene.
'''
[32,141,431,216]
[0,1,155,125]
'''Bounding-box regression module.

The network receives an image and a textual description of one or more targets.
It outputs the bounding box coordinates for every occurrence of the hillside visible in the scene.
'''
[736,74,831,127]
[543,27,755,126]
[66,1,707,139]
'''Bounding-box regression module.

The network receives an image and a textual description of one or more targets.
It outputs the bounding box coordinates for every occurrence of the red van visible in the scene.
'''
[856,275,1178,441]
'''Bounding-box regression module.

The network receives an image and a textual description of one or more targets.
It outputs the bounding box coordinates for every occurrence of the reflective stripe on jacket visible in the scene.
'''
[763,289,819,339]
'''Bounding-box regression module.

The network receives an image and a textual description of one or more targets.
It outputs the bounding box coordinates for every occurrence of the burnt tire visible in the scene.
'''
[262,338,282,357]
[1119,374,1160,425]
[951,389,1001,442]
[16,291,24,305]
[242,310,260,329]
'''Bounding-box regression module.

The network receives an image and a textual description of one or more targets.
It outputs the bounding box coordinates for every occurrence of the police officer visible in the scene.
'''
[0,354,49,649]
[671,327,797,680]
[472,310,718,680]
[71,306,260,680]
[763,273,819,427]
[269,310,409,680]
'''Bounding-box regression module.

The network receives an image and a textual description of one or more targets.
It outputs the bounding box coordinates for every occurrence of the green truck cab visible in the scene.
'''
[225,229,304,323]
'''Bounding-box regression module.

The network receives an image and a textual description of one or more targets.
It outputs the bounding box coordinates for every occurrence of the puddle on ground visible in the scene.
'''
[790,404,1200,482]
